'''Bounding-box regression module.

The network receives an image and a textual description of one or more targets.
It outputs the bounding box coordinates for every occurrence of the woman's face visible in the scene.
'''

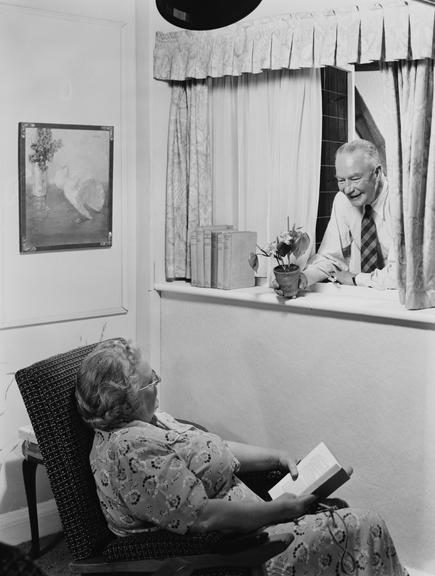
[135,359,160,420]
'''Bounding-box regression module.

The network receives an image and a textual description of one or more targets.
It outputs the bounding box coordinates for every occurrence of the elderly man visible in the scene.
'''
[300,139,397,290]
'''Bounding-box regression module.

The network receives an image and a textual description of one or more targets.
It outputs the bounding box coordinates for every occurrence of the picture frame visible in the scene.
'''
[18,122,114,253]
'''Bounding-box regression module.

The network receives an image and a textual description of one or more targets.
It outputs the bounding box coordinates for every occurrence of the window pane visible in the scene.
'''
[316,67,348,250]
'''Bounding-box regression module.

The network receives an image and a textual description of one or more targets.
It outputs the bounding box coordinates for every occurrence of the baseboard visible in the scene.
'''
[0,499,62,545]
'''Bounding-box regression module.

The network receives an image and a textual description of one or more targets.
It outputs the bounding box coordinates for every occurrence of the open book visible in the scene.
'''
[268,442,353,500]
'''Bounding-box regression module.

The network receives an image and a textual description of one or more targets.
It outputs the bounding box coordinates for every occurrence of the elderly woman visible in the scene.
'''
[75,339,407,576]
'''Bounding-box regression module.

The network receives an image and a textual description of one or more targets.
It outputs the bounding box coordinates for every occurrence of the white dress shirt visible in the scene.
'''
[303,177,397,289]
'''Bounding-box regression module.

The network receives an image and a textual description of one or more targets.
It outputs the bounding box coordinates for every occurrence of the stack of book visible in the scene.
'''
[190,225,257,290]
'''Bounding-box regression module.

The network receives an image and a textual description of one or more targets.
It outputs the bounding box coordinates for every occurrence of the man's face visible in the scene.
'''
[335,150,379,207]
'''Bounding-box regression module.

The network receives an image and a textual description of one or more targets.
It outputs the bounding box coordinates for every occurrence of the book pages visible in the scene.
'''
[268,442,343,499]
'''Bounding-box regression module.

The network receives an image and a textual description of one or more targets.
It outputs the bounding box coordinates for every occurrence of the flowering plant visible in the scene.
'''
[249,220,310,273]
[28,128,63,172]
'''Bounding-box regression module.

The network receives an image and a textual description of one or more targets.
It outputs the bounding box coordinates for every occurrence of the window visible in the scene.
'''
[315,67,349,250]
[315,65,388,251]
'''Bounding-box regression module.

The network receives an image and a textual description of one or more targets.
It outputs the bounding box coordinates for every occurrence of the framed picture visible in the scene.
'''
[18,122,113,253]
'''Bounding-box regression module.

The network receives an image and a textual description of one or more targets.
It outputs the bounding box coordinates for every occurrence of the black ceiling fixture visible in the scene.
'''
[156,0,263,31]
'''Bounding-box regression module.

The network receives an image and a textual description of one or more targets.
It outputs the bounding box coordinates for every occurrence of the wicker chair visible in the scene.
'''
[15,340,293,576]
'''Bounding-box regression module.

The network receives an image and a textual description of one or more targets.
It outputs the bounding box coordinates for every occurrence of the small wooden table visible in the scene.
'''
[19,425,44,558]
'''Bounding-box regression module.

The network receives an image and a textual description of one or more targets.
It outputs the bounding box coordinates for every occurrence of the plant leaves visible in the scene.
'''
[275,241,292,258]
[292,232,310,258]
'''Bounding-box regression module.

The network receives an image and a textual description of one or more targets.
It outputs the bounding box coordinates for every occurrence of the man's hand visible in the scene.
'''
[271,279,283,296]
[298,273,308,290]
[334,270,356,286]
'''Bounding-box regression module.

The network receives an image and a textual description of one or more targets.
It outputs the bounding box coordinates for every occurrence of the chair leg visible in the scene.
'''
[22,458,40,558]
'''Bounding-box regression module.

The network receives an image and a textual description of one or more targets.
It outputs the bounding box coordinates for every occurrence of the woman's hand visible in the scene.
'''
[276,451,299,480]
[275,492,318,521]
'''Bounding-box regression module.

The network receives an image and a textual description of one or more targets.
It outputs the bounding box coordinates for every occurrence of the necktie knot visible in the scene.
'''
[364,204,372,216]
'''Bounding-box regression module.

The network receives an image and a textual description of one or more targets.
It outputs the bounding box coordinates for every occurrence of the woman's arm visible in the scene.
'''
[226,441,298,479]
[190,493,316,533]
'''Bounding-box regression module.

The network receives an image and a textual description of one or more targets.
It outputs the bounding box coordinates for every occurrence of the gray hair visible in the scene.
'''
[75,339,144,431]
[336,139,381,170]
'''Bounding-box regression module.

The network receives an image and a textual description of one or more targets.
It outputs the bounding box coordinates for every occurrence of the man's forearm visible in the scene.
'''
[302,260,335,287]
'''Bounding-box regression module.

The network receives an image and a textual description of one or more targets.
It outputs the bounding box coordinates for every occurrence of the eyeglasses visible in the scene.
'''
[139,370,161,391]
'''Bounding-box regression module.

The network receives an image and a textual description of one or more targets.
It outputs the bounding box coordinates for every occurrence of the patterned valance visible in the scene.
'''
[153,0,434,81]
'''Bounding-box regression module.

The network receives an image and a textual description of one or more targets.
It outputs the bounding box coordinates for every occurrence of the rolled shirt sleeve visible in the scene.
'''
[303,193,352,285]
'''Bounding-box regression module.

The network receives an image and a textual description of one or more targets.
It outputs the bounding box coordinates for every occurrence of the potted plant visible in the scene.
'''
[249,219,310,298]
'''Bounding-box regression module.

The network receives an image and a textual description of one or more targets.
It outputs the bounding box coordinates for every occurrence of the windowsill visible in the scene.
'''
[155,281,435,329]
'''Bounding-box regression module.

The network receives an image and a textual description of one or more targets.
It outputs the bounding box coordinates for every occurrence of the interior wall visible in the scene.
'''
[138,2,172,368]
[0,0,137,528]
[159,294,435,576]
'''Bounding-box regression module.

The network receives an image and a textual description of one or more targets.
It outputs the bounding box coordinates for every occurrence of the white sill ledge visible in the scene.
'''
[155,281,435,329]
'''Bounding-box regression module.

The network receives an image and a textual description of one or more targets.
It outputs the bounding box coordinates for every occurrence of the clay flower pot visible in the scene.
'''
[274,265,300,299]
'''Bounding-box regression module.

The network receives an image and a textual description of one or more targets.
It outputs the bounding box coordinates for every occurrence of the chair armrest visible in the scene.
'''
[209,530,269,554]
[103,525,292,563]
[85,532,295,576]
[103,530,226,561]
[158,532,294,575]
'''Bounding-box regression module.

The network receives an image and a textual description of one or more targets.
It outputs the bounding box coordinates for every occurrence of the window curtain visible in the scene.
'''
[208,68,322,277]
[382,58,435,310]
[154,1,434,81]
[166,80,212,280]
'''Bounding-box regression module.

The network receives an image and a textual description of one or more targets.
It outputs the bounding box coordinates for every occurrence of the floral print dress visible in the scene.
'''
[90,412,407,576]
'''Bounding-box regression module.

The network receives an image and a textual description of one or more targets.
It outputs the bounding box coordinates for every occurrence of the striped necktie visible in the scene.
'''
[361,205,383,273]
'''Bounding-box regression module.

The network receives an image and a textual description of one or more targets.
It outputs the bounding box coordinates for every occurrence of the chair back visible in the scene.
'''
[15,340,123,561]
